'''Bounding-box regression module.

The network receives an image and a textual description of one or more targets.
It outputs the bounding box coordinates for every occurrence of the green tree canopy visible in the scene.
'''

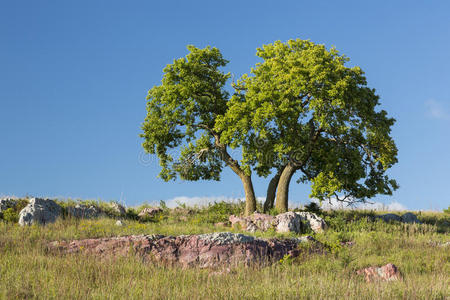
[141,45,258,215]
[217,39,398,212]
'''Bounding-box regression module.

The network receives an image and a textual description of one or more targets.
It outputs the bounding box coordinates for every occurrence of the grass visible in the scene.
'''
[0,200,448,299]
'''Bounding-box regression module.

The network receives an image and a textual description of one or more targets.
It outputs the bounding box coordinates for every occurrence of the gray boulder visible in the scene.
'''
[275,212,303,233]
[295,212,327,233]
[378,213,403,223]
[377,212,421,224]
[110,202,126,216]
[400,212,421,224]
[18,198,62,226]
[67,204,100,219]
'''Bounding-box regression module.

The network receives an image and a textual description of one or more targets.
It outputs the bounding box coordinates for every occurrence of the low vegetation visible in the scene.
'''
[0,199,448,299]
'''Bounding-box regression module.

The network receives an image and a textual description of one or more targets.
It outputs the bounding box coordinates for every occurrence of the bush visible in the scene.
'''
[2,208,18,223]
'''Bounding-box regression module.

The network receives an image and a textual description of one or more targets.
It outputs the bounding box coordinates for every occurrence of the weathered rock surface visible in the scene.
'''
[0,198,17,212]
[110,202,126,216]
[400,212,421,224]
[67,204,100,219]
[276,212,302,233]
[229,213,275,232]
[138,207,163,219]
[229,212,326,234]
[19,198,62,226]
[378,213,421,224]
[48,232,315,268]
[356,263,401,282]
[295,212,327,232]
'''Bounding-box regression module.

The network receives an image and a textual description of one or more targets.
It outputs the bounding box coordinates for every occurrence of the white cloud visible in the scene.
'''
[425,99,450,120]
[157,195,407,211]
[310,198,407,211]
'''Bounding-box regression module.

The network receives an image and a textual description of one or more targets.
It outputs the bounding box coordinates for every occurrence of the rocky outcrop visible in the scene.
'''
[110,202,126,216]
[295,212,327,232]
[18,198,62,226]
[275,212,302,233]
[48,232,316,268]
[229,213,275,232]
[356,263,401,282]
[138,207,162,219]
[378,213,421,224]
[67,204,100,219]
[229,212,326,234]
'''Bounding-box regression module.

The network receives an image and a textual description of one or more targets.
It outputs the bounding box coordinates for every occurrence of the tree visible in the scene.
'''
[141,45,257,215]
[219,39,398,212]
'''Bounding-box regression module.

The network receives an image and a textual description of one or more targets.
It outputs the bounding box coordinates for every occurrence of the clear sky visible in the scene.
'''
[1,0,449,210]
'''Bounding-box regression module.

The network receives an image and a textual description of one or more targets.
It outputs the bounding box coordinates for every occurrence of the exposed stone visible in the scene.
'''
[0,198,17,212]
[138,207,163,219]
[48,232,316,268]
[229,213,276,232]
[115,220,124,226]
[400,212,421,224]
[110,202,126,216]
[275,212,302,233]
[377,213,421,224]
[18,198,62,226]
[67,204,100,219]
[377,213,403,223]
[295,212,327,233]
[356,263,401,282]
[229,212,326,234]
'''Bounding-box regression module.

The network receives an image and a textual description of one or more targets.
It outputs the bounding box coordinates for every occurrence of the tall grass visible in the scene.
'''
[0,201,448,299]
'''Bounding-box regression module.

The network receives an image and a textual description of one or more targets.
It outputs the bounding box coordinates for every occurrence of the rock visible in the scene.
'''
[18,198,62,226]
[48,232,316,269]
[400,212,421,224]
[377,213,403,223]
[110,202,126,216]
[138,207,162,219]
[295,212,327,233]
[0,198,17,212]
[275,212,302,233]
[356,263,401,282]
[115,220,124,226]
[229,212,327,234]
[229,213,276,232]
[377,213,421,224]
[67,204,100,219]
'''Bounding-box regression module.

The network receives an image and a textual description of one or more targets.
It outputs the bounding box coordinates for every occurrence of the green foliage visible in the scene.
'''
[218,38,398,205]
[444,206,450,214]
[304,202,322,214]
[141,45,232,182]
[2,208,18,223]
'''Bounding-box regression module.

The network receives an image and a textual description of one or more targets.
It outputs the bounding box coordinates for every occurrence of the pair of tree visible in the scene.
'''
[141,39,398,216]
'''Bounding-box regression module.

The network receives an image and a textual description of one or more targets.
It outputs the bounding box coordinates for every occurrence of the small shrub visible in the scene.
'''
[304,202,322,214]
[2,208,18,223]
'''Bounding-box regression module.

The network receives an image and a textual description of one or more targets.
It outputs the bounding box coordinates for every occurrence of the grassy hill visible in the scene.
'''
[0,199,448,299]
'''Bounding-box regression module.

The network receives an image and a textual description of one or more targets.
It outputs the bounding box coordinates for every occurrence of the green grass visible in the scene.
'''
[0,200,448,299]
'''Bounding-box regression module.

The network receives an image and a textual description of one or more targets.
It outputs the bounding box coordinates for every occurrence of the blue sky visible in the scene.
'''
[1,0,449,210]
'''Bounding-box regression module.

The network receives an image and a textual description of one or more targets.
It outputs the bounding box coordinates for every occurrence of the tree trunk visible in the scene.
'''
[241,174,256,216]
[263,172,281,212]
[275,164,297,213]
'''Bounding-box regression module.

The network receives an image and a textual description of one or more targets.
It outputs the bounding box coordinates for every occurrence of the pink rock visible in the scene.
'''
[48,232,310,269]
[356,263,401,282]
